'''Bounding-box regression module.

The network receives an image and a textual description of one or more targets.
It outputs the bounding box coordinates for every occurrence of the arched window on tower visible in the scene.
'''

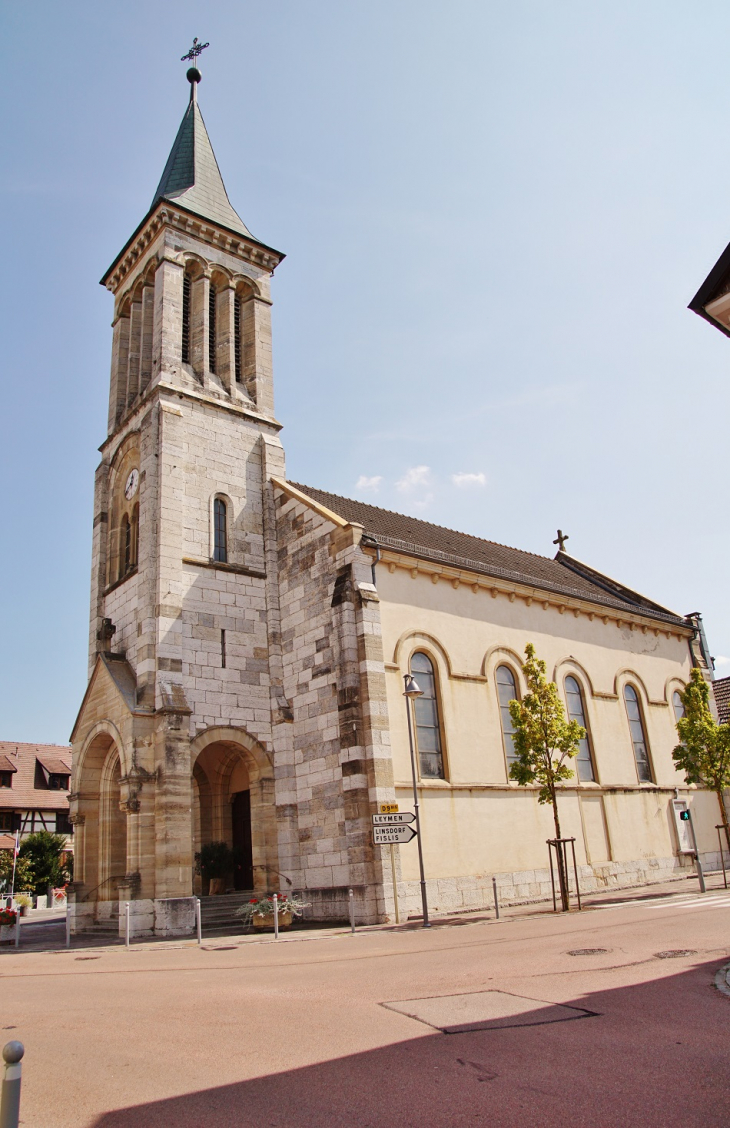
[624,685,653,782]
[209,283,217,374]
[410,652,445,779]
[496,665,520,768]
[234,294,242,383]
[121,515,132,579]
[213,498,228,563]
[182,275,191,363]
[565,676,595,782]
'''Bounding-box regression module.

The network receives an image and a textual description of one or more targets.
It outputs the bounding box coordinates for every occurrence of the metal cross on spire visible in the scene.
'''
[181,37,209,63]
[553,529,569,553]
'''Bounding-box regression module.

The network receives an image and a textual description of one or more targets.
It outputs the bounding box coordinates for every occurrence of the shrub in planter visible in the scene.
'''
[14,894,32,916]
[194,842,234,894]
[235,893,310,930]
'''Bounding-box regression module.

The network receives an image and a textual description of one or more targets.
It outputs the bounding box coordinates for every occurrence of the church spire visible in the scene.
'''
[150,57,252,238]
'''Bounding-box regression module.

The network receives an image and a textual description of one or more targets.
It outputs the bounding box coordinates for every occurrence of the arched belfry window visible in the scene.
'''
[624,685,653,782]
[410,652,445,780]
[182,275,191,363]
[234,294,242,383]
[213,498,228,563]
[122,516,132,578]
[496,665,519,767]
[208,284,217,374]
[565,676,595,782]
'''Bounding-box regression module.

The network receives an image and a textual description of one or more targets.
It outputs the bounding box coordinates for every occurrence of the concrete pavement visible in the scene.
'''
[1,879,729,1126]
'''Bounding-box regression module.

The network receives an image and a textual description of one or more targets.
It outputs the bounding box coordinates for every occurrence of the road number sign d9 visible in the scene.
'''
[380,803,399,814]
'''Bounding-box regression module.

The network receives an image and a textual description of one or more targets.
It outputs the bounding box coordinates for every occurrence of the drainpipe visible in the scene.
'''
[686,612,715,677]
[362,537,381,587]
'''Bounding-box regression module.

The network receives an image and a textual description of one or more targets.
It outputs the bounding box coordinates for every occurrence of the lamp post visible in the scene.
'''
[404,674,430,928]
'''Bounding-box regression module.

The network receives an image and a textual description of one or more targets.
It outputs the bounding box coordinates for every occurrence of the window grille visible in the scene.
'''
[234,296,242,382]
[565,676,595,781]
[182,276,191,362]
[209,285,217,374]
[213,498,227,563]
[410,652,445,779]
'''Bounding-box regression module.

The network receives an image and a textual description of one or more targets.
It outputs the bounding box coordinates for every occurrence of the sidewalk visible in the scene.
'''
[3,866,725,956]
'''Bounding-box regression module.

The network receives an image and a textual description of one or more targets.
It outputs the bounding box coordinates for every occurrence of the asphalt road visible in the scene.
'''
[2,887,729,1126]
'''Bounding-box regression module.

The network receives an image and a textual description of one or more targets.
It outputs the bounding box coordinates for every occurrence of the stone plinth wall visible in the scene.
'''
[70,897,197,938]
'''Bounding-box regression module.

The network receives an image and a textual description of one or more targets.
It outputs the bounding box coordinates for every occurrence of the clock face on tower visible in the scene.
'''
[124,468,139,501]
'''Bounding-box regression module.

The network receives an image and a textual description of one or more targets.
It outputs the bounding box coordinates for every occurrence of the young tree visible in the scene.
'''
[18,831,72,895]
[0,851,33,893]
[674,667,730,850]
[508,643,585,910]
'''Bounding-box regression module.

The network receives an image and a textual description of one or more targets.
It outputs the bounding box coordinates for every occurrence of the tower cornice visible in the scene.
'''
[101,200,285,294]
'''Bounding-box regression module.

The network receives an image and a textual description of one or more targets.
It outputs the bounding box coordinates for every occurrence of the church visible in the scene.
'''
[69,63,718,936]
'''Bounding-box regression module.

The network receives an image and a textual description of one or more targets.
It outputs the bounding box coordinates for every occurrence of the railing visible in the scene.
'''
[74,875,126,904]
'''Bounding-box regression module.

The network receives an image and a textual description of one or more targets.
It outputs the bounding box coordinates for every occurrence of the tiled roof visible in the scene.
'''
[150,98,251,237]
[713,677,730,725]
[288,483,687,627]
[0,742,71,812]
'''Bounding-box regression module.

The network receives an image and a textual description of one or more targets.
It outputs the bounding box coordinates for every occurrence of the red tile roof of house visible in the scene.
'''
[0,742,71,812]
[713,677,730,725]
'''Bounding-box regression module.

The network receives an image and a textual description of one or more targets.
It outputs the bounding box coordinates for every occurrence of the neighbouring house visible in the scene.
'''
[713,676,730,725]
[0,743,73,853]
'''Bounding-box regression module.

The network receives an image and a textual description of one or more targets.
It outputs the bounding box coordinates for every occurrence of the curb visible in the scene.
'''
[714,962,730,998]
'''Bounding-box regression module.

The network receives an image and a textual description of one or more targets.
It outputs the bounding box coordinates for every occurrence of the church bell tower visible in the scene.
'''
[69,58,291,926]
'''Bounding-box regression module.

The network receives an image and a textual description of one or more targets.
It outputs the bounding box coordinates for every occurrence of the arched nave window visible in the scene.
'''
[213,498,228,564]
[410,652,445,780]
[623,685,653,783]
[564,676,595,782]
[496,665,519,768]
[672,690,685,725]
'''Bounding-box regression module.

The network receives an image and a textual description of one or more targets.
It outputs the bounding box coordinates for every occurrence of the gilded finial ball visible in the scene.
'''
[187,67,202,85]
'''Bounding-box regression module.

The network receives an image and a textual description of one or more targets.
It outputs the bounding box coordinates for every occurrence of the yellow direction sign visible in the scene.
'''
[379,803,399,814]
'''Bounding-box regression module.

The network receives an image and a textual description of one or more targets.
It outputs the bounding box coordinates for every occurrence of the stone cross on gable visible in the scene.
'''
[553,529,569,552]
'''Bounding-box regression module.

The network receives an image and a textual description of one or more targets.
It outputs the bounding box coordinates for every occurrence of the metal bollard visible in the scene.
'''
[125,902,130,948]
[349,888,356,934]
[195,898,202,946]
[492,876,500,920]
[65,909,71,949]
[0,1041,24,1128]
[13,914,19,950]
[273,894,279,940]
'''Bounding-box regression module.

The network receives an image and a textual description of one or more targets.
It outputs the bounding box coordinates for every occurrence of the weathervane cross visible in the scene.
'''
[553,529,569,552]
[181,37,210,63]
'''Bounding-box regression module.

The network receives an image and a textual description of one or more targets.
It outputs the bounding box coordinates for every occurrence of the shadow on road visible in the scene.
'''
[91,957,729,1127]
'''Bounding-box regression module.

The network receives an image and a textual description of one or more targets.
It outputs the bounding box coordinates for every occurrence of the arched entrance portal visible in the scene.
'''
[74,729,128,901]
[191,729,276,895]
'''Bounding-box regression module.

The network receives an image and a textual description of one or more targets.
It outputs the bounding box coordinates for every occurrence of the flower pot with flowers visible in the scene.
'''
[0,907,17,943]
[234,893,310,931]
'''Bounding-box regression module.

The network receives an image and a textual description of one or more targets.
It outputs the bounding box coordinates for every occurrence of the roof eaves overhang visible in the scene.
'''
[100,200,286,290]
[688,238,730,338]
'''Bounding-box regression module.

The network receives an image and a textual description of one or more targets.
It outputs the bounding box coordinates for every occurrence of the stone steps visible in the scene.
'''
[199,891,255,934]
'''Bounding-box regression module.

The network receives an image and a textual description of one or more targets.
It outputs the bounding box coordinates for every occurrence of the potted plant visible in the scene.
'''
[14,894,32,917]
[195,842,234,895]
[235,892,310,931]
[0,907,17,942]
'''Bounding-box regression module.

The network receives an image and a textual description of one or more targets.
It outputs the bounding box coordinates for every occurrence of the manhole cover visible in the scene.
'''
[383,990,597,1032]
[654,950,697,959]
[203,945,237,951]
[74,956,101,961]
[567,948,609,956]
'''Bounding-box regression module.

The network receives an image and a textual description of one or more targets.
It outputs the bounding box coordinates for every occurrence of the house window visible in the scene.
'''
[673,690,685,724]
[0,771,12,788]
[565,676,595,782]
[48,774,70,791]
[209,285,217,374]
[56,812,73,835]
[234,296,242,383]
[496,665,519,766]
[182,275,191,363]
[213,498,228,563]
[410,652,445,780]
[624,685,653,782]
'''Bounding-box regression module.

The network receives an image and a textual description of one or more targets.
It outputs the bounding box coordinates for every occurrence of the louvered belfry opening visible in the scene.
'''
[182,275,191,362]
[234,295,242,383]
[208,284,217,374]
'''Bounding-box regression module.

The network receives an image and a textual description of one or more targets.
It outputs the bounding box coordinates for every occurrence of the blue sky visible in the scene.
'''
[3,2,730,743]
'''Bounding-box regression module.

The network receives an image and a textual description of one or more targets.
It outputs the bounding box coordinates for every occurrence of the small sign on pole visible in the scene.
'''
[373,813,416,826]
[379,803,399,814]
[373,825,417,845]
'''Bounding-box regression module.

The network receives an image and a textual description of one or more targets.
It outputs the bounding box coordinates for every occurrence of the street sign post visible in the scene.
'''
[372,813,416,826]
[373,825,417,845]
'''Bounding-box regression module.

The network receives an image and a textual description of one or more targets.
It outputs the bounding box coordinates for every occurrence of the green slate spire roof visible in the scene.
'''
[151,94,252,238]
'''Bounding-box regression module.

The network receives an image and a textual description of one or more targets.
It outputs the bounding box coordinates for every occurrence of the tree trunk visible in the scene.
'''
[550,785,570,912]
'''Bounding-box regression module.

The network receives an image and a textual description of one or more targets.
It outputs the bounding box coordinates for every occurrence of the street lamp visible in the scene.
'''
[403,674,430,928]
